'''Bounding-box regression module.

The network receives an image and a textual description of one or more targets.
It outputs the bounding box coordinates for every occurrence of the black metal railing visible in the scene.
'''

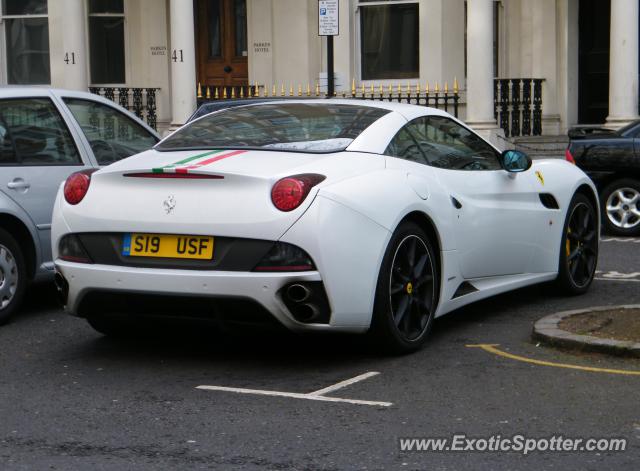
[493,78,543,137]
[89,87,159,130]
[197,81,461,118]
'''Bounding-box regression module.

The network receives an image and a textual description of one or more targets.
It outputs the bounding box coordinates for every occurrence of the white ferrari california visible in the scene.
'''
[52,100,599,352]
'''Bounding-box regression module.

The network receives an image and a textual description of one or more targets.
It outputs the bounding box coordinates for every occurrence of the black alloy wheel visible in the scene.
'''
[371,222,438,353]
[556,193,598,294]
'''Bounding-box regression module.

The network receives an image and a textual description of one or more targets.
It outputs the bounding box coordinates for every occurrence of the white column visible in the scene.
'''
[169,0,197,129]
[61,0,88,90]
[465,0,503,146]
[606,0,639,128]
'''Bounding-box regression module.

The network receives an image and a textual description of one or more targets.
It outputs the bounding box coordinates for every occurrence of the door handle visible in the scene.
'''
[223,65,233,73]
[7,178,30,191]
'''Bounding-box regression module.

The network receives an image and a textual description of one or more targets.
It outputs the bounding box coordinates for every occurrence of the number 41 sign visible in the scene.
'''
[318,0,339,36]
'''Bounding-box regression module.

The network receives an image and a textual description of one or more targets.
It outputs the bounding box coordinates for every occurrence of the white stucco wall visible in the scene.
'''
[47,0,171,131]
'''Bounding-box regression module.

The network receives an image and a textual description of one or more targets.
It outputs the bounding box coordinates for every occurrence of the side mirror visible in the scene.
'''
[500,149,531,173]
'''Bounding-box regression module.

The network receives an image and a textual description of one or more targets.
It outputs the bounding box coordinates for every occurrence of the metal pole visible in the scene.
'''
[327,35,334,97]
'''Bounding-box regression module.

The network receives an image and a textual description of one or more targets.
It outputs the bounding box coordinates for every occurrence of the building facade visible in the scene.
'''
[2,0,637,139]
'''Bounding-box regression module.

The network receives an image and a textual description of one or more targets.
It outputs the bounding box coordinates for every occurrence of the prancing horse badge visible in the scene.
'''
[163,195,176,214]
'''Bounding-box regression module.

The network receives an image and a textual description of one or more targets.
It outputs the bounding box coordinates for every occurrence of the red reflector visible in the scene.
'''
[124,172,224,179]
[64,169,97,205]
[565,149,576,164]
[271,174,326,212]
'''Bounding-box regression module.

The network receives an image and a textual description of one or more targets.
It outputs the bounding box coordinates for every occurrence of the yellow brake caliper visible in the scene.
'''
[566,228,572,259]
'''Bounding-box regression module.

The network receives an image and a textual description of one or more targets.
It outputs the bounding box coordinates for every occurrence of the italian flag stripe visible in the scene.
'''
[152,149,224,173]
[152,149,248,174]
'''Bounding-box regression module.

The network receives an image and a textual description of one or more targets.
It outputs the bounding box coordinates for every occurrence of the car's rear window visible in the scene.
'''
[157,103,389,153]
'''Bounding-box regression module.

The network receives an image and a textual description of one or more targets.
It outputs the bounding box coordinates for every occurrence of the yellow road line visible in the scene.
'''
[466,344,640,376]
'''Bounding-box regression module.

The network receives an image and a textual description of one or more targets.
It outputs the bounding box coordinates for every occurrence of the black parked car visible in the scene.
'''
[567,122,640,236]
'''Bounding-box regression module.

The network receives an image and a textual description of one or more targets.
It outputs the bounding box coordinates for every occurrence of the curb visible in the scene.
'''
[532,305,640,358]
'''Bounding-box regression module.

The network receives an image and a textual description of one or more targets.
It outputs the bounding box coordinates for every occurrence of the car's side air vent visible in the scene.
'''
[539,193,560,209]
[452,281,478,299]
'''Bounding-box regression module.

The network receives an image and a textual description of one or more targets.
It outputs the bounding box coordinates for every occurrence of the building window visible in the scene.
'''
[359,0,419,80]
[1,0,50,84]
[89,0,125,84]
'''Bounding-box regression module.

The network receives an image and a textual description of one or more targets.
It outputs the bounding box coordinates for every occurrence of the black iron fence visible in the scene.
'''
[493,78,543,137]
[197,81,461,118]
[195,79,545,138]
[89,87,159,130]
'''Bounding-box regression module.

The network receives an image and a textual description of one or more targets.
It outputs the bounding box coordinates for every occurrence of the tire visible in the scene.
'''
[86,315,131,337]
[370,221,439,354]
[600,178,640,236]
[555,193,598,295]
[0,227,27,325]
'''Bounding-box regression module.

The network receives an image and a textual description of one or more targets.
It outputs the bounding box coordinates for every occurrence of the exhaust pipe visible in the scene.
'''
[293,303,320,323]
[286,284,311,303]
[54,272,69,307]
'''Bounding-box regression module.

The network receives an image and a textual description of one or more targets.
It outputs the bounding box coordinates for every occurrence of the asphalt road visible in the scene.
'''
[1,238,640,470]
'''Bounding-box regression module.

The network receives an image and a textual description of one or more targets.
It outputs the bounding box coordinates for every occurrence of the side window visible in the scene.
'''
[63,98,158,165]
[407,116,501,170]
[0,120,18,164]
[0,98,81,165]
[384,126,429,165]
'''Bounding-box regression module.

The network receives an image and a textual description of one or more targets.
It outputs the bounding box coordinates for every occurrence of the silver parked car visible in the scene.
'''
[0,87,159,323]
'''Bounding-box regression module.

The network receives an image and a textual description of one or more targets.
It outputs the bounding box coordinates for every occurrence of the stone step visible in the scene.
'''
[510,135,568,159]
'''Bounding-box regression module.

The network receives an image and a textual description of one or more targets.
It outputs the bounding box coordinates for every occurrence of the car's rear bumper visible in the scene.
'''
[55,260,366,333]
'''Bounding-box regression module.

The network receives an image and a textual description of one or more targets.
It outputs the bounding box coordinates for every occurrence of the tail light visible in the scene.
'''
[271,174,325,212]
[64,169,98,204]
[58,234,92,263]
[253,242,315,272]
[565,148,576,164]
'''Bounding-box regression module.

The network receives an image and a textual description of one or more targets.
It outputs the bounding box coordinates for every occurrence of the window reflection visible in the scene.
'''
[6,17,50,84]
[208,0,221,58]
[360,2,419,80]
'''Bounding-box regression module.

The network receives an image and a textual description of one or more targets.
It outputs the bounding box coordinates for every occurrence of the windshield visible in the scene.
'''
[156,103,389,153]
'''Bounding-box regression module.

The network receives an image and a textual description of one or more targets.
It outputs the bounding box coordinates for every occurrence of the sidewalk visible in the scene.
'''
[533,305,640,357]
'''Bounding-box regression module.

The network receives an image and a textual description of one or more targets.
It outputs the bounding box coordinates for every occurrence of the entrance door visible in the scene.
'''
[196,0,248,90]
[578,0,610,124]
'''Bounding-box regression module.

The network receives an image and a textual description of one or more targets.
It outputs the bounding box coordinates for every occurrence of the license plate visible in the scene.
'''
[122,233,214,260]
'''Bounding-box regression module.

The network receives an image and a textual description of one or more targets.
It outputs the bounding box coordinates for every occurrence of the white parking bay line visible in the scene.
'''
[196,371,392,407]
[308,371,381,396]
[595,270,640,282]
[595,277,640,283]
[601,237,640,243]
